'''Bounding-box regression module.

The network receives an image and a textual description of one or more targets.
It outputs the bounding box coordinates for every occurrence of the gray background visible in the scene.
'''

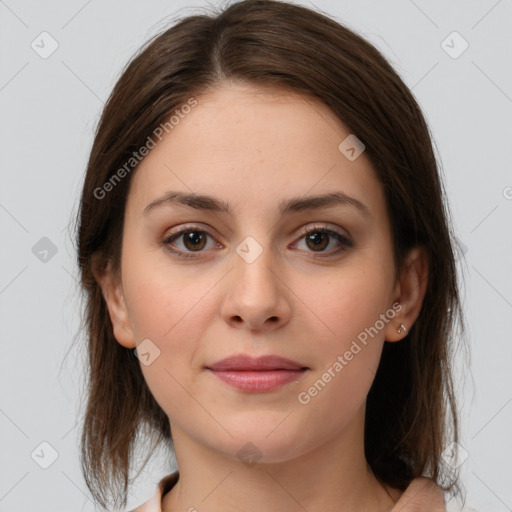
[1,0,511,511]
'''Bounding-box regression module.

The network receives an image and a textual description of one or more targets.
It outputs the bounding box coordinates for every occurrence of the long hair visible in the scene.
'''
[74,1,468,508]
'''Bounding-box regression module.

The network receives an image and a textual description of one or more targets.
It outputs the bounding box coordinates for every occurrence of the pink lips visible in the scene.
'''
[206,354,308,392]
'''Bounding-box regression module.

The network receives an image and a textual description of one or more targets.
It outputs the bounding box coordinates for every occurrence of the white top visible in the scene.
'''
[129,472,446,511]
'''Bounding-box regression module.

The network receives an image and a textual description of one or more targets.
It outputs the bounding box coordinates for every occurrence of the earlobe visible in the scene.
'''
[384,245,429,343]
[91,256,137,349]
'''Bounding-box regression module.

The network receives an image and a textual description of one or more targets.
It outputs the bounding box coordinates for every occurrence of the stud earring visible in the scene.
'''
[397,323,407,334]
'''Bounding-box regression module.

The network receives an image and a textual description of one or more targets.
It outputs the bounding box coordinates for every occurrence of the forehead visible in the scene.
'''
[127,82,385,220]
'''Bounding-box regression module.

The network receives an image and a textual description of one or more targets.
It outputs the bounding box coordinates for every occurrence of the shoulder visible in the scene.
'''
[391,476,446,512]
[128,471,179,512]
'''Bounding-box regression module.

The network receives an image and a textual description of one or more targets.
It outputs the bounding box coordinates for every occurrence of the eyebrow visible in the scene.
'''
[143,190,371,218]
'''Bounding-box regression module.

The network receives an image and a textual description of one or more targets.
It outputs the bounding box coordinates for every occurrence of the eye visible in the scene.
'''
[292,225,353,258]
[163,226,220,259]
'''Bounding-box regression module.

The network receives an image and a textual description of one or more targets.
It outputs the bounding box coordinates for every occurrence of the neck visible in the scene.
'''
[162,410,400,512]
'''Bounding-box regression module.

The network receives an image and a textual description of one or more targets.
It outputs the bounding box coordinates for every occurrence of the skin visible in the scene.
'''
[96,81,428,512]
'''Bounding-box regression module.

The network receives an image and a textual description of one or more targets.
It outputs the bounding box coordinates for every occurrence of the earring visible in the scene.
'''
[397,323,407,334]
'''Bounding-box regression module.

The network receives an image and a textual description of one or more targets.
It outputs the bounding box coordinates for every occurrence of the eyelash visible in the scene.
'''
[162,224,353,260]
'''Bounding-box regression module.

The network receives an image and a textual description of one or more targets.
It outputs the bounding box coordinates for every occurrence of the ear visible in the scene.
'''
[384,245,429,342]
[91,254,137,349]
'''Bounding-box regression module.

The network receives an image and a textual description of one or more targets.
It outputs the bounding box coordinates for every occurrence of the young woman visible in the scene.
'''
[75,1,467,510]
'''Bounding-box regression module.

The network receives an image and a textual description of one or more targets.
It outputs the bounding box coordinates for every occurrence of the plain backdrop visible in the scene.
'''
[1,0,511,511]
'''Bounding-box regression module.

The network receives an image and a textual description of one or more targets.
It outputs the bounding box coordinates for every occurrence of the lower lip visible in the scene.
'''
[207,369,307,392]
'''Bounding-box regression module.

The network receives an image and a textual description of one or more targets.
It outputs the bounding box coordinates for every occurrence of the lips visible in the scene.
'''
[205,354,308,392]
[206,354,307,371]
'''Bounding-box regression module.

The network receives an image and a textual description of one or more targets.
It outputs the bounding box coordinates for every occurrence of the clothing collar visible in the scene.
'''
[130,472,445,511]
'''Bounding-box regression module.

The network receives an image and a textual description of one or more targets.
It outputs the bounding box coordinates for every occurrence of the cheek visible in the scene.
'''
[120,242,228,369]
[122,239,216,340]
[307,266,391,348]
[296,268,390,407]
[121,258,216,420]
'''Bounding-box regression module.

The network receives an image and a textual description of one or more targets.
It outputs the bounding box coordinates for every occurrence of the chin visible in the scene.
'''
[206,419,310,465]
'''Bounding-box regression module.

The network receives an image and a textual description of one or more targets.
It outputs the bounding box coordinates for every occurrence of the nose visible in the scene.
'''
[220,240,292,332]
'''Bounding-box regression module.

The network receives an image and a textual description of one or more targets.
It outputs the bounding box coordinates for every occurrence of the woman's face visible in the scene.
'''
[102,82,423,463]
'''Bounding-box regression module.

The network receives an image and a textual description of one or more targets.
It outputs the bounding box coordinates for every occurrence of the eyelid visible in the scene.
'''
[295,223,350,240]
[163,223,220,241]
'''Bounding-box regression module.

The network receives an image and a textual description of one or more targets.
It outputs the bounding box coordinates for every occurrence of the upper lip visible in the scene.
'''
[206,354,307,371]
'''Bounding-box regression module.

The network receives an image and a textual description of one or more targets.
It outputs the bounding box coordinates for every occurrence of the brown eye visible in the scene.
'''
[163,226,218,258]
[305,231,329,251]
[181,230,208,251]
[294,226,353,258]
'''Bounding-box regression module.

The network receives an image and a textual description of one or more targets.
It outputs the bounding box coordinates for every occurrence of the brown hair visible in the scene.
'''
[74,0,468,509]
